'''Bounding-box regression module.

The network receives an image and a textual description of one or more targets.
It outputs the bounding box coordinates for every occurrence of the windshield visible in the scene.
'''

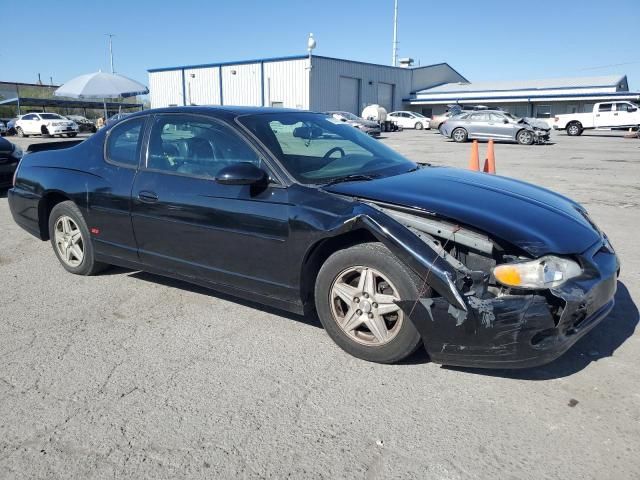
[503,112,518,120]
[40,113,64,120]
[330,111,359,121]
[239,112,416,184]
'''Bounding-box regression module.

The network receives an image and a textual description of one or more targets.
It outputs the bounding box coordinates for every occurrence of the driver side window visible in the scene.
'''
[147,114,261,179]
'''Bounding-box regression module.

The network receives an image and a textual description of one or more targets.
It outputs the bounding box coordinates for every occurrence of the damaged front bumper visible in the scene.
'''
[406,240,619,369]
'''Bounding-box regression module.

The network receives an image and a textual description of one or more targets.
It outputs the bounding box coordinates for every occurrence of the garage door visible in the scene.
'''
[377,83,394,112]
[339,77,360,115]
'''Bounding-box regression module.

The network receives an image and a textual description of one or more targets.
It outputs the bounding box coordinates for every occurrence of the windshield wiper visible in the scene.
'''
[323,174,380,187]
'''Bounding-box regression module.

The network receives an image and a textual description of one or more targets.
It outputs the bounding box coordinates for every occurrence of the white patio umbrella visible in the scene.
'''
[54,71,149,119]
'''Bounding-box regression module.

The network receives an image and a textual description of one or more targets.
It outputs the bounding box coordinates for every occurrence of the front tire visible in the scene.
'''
[415,122,424,130]
[566,121,583,136]
[48,201,107,276]
[516,129,535,145]
[451,127,468,143]
[315,242,426,364]
[16,127,27,138]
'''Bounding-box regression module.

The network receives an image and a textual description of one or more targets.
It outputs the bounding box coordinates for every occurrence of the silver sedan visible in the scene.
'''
[440,111,551,145]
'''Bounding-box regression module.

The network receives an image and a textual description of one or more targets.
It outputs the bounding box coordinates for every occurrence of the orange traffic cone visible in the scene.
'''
[483,140,496,174]
[468,140,479,171]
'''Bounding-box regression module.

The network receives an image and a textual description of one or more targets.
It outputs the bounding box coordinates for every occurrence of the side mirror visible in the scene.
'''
[216,162,268,186]
[503,118,509,124]
[629,107,638,113]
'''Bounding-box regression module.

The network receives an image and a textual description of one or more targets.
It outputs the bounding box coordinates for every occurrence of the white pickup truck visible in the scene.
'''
[553,101,640,136]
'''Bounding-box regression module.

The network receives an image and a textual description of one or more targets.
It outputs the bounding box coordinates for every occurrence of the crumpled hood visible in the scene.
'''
[325,167,601,256]
[520,117,551,130]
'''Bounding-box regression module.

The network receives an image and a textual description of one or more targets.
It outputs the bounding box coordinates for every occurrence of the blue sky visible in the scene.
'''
[3,0,640,89]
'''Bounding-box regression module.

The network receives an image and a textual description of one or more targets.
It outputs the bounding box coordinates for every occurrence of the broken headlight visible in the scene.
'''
[493,256,582,289]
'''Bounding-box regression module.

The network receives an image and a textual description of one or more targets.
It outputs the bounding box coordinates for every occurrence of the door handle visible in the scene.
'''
[138,191,158,203]
[614,113,619,116]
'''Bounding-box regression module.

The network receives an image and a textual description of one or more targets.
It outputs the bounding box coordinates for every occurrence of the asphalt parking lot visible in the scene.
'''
[1,129,639,479]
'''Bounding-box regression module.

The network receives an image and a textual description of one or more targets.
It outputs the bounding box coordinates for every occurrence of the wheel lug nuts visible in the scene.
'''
[368,313,374,319]
[356,310,362,316]
[354,297,360,303]
[363,293,369,298]
[372,303,378,308]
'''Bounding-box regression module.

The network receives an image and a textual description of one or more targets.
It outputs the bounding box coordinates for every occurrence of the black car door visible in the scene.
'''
[130,113,294,301]
[90,116,147,262]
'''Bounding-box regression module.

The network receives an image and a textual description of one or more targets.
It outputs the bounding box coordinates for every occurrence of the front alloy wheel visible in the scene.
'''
[330,266,403,346]
[517,129,534,145]
[315,242,425,363]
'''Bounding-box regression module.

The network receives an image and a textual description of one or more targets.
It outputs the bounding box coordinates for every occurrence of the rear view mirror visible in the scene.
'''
[216,162,268,186]
[293,126,323,139]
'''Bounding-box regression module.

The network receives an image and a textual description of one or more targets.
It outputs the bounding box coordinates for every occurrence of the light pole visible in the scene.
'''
[105,34,115,73]
[307,33,316,110]
[392,0,399,66]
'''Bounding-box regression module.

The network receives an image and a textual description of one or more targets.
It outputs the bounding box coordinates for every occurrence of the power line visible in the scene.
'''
[577,60,640,71]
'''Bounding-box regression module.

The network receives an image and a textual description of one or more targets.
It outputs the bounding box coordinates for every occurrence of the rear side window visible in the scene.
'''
[598,103,613,112]
[106,117,146,167]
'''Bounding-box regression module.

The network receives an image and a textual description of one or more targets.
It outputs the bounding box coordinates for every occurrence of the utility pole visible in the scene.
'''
[392,0,399,66]
[106,34,115,73]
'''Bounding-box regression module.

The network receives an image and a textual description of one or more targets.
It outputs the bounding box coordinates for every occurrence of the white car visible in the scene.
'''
[387,111,431,130]
[15,113,79,138]
[553,101,640,136]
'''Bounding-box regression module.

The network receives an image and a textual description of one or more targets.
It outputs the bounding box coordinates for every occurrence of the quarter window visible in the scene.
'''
[106,117,146,167]
[146,114,261,178]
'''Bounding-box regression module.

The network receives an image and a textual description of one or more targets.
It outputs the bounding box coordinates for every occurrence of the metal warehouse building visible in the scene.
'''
[406,74,640,119]
[147,54,467,113]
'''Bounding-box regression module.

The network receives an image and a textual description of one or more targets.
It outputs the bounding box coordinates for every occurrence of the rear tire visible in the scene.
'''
[451,127,468,143]
[48,201,108,276]
[66,133,78,138]
[315,242,427,364]
[566,121,583,136]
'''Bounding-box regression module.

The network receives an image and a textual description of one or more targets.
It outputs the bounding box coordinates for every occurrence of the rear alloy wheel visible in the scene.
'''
[415,122,424,130]
[48,201,107,276]
[315,243,425,363]
[516,129,535,145]
[567,122,583,136]
[451,127,468,143]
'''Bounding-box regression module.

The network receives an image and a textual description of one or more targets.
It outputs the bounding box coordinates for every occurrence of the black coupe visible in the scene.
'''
[8,107,619,367]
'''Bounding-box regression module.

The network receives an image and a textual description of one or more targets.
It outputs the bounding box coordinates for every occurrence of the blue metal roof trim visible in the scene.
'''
[148,55,467,78]
[404,91,640,103]
[148,54,310,73]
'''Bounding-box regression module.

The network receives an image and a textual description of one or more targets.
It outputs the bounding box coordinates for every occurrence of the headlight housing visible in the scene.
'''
[493,256,582,289]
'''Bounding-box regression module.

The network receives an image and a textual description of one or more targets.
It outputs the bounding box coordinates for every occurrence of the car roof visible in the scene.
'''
[126,106,308,120]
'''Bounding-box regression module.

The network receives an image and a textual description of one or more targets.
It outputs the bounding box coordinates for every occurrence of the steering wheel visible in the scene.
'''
[323,147,345,160]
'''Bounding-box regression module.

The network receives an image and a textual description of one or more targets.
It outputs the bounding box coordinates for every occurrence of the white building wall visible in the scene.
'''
[310,57,412,114]
[149,70,184,108]
[221,63,262,106]
[183,66,220,105]
[263,59,309,109]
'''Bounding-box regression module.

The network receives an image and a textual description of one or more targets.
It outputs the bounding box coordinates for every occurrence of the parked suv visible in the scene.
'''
[15,113,79,138]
